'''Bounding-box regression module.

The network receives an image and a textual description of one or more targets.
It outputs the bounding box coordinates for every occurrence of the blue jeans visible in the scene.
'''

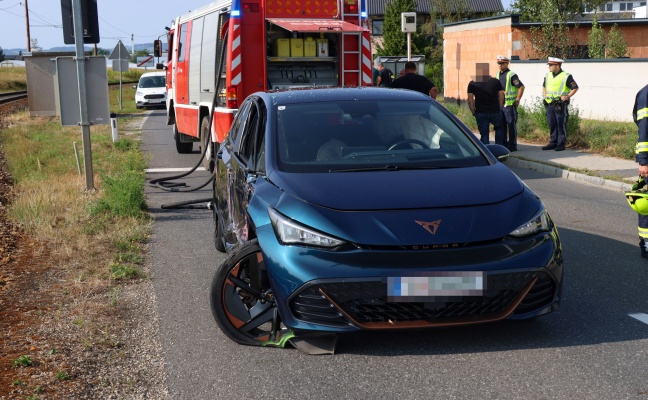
[475,112,505,145]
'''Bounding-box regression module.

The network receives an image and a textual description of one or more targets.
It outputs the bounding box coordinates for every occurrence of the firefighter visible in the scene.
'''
[634,84,648,259]
[541,57,578,152]
[495,55,525,152]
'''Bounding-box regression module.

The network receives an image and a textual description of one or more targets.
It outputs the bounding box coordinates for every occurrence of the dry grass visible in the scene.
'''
[0,66,27,93]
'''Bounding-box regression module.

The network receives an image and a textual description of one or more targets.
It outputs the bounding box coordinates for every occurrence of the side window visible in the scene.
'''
[178,23,188,62]
[228,100,252,150]
[239,102,260,162]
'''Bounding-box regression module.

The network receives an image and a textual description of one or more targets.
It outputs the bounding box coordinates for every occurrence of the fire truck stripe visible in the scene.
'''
[362,32,372,84]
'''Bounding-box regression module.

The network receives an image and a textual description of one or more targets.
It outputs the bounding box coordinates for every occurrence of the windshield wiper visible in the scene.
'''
[329,165,399,173]
[329,165,459,173]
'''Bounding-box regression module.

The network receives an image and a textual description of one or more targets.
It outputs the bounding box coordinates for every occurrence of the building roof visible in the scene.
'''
[367,0,504,16]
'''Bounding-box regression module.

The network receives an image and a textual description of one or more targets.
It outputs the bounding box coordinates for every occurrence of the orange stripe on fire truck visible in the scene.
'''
[231,24,242,85]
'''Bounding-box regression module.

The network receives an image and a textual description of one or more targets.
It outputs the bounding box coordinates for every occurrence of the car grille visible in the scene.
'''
[289,271,555,328]
[144,94,165,99]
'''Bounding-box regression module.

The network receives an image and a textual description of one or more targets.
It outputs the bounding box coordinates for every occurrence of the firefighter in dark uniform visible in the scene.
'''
[634,84,648,259]
[541,57,579,152]
[495,55,525,152]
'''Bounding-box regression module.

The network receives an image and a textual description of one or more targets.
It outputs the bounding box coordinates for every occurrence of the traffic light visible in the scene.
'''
[154,40,162,57]
[60,0,100,44]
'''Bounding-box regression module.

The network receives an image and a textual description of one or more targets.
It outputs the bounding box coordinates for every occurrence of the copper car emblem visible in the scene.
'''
[415,220,442,235]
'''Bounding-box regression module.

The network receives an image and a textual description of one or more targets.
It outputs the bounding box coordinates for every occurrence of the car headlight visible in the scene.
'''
[268,208,346,248]
[136,91,144,96]
[508,208,551,238]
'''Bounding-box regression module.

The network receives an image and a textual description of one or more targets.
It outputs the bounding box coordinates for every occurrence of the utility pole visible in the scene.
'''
[131,33,135,57]
[25,0,31,52]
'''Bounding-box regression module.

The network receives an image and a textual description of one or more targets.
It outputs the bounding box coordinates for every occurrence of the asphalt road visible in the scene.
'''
[141,111,648,400]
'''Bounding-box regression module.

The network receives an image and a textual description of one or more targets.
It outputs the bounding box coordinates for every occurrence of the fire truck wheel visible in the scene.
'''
[200,116,215,172]
[213,206,226,253]
[210,240,287,347]
[173,124,193,154]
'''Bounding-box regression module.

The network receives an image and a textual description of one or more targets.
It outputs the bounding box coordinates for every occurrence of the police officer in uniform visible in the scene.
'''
[633,84,648,259]
[495,55,525,152]
[541,57,578,152]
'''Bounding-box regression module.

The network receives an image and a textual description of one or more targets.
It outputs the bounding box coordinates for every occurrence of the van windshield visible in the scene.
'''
[139,76,166,88]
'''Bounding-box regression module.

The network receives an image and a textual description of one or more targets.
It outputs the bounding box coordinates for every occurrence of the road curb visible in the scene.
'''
[507,156,634,193]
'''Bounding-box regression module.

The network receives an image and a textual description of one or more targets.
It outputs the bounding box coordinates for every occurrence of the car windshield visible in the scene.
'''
[139,76,165,88]
[274,100,487,173]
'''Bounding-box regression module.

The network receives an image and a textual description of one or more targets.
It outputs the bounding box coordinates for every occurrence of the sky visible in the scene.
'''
[0,0,210,51]
[0,0,513,51]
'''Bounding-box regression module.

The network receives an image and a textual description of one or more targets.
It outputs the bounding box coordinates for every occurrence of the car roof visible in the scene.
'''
[257,87,433,105]
[140,71,166,78]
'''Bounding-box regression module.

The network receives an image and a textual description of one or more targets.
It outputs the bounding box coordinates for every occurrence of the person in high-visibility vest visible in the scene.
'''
[541,57,579,152]
[495,55,525,152]
[633,84,648,259]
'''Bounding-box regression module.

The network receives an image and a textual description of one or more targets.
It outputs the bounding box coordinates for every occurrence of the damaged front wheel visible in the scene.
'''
[210,239,293,347]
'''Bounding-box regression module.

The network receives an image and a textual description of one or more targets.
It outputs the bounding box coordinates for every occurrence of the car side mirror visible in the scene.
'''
[485,144,510,163]
[132,85,137,89]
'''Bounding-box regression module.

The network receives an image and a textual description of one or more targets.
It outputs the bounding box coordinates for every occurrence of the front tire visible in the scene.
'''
[210,240,291,347]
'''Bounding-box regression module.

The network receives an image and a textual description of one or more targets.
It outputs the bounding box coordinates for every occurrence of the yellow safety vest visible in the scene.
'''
[496,70,519,106]
[544,71,570,103]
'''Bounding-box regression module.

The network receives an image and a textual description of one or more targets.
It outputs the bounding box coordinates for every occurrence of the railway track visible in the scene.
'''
[0,91,28,106]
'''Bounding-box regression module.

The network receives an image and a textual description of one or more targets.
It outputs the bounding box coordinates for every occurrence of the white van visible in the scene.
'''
[134,71,166,109]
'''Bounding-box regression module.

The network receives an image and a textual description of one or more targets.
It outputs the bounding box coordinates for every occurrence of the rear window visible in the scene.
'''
[274,100,487,173]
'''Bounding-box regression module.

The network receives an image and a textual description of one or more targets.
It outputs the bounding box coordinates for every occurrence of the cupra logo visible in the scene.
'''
[415,219,442,235]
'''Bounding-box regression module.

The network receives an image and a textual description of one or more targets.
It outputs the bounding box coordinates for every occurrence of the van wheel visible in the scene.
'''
[173,124,193,154]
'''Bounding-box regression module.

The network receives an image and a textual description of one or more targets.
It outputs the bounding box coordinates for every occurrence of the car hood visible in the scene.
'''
[137,88,166,95]
[268,163,523,211]
[257,165,540,245]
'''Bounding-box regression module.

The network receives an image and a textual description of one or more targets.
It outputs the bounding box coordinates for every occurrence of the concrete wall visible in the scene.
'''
[508,59,648,122]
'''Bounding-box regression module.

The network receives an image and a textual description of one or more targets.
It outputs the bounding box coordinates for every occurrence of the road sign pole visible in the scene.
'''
[72,0,94,190]
[119,44,123,110]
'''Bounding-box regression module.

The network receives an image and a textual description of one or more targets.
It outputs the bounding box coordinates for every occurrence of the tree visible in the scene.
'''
[523,5,573,60]
[607,24,629,58]
[375,0,421,56]
[511,0,606,22]
[587,18,606,59]
[0,47,5,63]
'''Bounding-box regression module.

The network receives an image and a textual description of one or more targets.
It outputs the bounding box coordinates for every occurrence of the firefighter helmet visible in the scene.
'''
[625,178,648,215]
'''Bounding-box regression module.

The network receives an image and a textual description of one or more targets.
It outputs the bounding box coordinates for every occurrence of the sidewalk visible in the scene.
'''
[501,140,638,192]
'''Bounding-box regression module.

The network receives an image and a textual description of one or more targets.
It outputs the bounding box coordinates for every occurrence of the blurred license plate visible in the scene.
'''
[387,272,484,301]
[149,99,161,103]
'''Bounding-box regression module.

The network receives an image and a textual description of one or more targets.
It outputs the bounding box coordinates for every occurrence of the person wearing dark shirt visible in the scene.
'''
[541,57,579,152]
[376,62,393,87]
[390,61,437,99]
[467,63,505,145]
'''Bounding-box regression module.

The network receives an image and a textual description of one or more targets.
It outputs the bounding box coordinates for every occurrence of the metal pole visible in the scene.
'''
[407,32,411,61]
[72,0,94,190]
[118,42,123,110]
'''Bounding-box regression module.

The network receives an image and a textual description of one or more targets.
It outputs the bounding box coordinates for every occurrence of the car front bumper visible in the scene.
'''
[256,225,563,333]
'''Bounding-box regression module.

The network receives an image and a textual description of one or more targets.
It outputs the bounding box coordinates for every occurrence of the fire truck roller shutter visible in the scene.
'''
[200,12,220,106]
[266,19,369,33]
[188,16,204,107]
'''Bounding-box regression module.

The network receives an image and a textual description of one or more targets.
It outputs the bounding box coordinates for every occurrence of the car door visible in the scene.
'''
[229,97,265,245]
[215,99,252,247]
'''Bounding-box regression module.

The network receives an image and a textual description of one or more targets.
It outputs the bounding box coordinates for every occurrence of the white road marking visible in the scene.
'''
[629,313,648,325]
[145,167,206,173]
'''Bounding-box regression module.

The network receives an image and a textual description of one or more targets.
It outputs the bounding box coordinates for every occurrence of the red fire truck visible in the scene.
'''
[165,0,372,167]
